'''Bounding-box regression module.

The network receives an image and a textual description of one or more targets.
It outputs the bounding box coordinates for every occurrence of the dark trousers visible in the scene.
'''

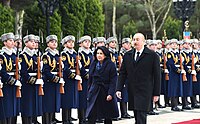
[0,118,12,124]
[133,110,147,124]
[87,101,112,124]
[182,97,189,107]
[120,102,128,116]
[190,96,197,106]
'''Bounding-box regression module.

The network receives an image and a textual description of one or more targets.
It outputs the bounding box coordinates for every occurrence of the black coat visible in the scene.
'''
[117,47,161,111]
[86,58,119,119]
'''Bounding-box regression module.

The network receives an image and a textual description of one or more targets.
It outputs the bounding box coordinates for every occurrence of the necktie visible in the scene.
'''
[136,52,140,61]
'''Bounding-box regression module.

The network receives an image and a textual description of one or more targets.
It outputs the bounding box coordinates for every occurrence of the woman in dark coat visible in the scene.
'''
[86,46,119,124]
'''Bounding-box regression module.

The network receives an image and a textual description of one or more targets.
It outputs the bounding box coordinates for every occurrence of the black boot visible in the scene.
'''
[62,109,73,124]
[22,117,32,124]
[78,109,86,124]
[32,116,41,124]
[120,102,132,119]
[42,112,52,124]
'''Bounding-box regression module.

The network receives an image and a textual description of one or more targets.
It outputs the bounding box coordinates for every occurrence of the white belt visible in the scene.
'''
[187,66,191,69]
[51,72,58,75]
[196,65,200,68]
[160,64,163,67]
[85,69,89,72]
[28,73,37,76]
[71,69,75,73]
[7,72,15,75]
[175,65,180,67]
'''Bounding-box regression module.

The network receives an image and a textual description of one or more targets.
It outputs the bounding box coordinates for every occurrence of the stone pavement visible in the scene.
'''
[17,95,200,124]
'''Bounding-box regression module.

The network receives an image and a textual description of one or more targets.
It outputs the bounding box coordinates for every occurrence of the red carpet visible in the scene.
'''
[173,119,200,124]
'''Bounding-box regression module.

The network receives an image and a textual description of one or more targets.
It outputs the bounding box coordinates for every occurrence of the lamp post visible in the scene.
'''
[173,0,196,32]
[38,0,59,36]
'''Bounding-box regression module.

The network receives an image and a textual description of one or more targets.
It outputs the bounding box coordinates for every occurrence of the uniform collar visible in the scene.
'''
[2,46,16,55]
[81,47,91,54]
[45,47,59,56]
[108,47,116,53]
[22,47,35,57]
[63,47,76,54]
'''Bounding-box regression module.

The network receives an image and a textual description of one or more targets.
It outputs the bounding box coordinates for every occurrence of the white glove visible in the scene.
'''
[0,82,3,88]
[62,62,64,69]
[35,79,44,86]
[164,69,169,73]
[194,58,197,64]
[191,70,197,75]
[181,56,185,63]
[75,75,82,84]
[78,60,82,69]
[15,80,22,87]
[18,62,21,71]
[181,69,186,74]
[59,78,65,85]
[40,61,43,71]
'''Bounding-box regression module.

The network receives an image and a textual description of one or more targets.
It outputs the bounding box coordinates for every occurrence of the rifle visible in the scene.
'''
[163,49,169,80]
[162,30,169,80]
[38,31,44,96]
[76,55,82,91]
[0,64,3,97]
[59,32,65,94]
[191,51,197,82]
[16,42,21,98]
[117,33,122,70]
[180,51,187,81]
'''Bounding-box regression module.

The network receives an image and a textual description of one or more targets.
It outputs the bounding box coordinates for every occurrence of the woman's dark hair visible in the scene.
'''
[93,46,110,60]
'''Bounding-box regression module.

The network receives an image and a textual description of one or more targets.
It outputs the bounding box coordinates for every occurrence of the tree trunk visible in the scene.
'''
[152,22,156,39]
[15,10,25,35]
[112,0,116,37]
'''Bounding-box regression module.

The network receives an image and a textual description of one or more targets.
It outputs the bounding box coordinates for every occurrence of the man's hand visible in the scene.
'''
[116,91,122,99]
[153,96,159,103]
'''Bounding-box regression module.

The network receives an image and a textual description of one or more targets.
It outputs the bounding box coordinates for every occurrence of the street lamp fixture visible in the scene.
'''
[173,0,196,32]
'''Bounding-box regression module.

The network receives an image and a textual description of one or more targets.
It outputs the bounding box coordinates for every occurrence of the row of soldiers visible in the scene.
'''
[0,32,133,124]
[146,38,200,112]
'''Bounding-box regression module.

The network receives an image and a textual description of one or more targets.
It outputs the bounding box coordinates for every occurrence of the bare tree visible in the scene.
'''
[112,0,117,37]
[142,0,172,39]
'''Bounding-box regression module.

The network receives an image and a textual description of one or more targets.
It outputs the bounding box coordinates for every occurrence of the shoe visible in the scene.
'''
[112,118,121,121]
[33,121,41,124]
[171,106,183,111]
[158,105,166,108]
[96,119,104,123]
[70,117,78,121]
[147,111,159,115]
[121,114,133,119]
[191,104,200,109]
[165,103,171,107]
[182,105,192,110]
[52,118,62,123]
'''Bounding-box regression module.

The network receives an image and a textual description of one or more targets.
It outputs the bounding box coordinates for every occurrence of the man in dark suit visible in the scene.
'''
[116,33,161,124]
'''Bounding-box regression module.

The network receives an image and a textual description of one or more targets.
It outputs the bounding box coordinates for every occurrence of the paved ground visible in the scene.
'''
[17,95,200,124]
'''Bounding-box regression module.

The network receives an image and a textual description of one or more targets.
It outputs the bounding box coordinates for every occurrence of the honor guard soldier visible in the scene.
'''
[61,35,82,124]
[118,38,133,119]
[77,35,93,124]
[181,39,193,110]
[0,32,22,124]
[156,40,168,108]
[106,37,118,65]
[147,40,159,115]
[167,39,183,111]
[190,39,200,108]
[41,35,64,124]
[20,34,43,124]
